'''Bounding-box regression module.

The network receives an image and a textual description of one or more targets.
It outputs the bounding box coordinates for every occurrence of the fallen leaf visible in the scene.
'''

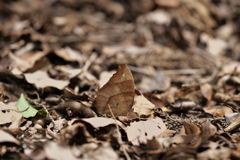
[54,65,82,79]
[200,121,216,142]
[55,47,84,62]
[0,101,22,128]
[225,114,240,132]
[63,88,89,101]
[171,123,201,148]
[81,117,126,129]
[94,64,135,116]
[197,148,230,160]
[133,94,155,116]
[200,83,213,101]
[183,122,201,137]
[59,123,95,145]
[200,33,227,56]
[225,113,239,124]
[24,70,69,90]
[16,93,38,118]
[0,130,20,145]
[53,100,96,118]
[78,142,119,160]
[44,142,78,160]
[203,105,233,117]
[126,117,166,145]
[231,142,240,159]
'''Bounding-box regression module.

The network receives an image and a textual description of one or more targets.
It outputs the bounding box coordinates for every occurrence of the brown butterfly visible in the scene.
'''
[94,64,135,116]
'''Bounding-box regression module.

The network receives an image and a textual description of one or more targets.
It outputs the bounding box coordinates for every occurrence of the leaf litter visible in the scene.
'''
[1,0,240,159]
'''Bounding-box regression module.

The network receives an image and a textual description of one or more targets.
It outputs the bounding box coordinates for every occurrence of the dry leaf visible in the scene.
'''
[24,70,69,90]
[183,122,201,137]
[63,88,89,101]
[126,117,166,145]
[0,102,22,128]
[77,142,119,160]
[203,105,233,117]
[44,142,78,160]
[133,94,155,116]
[200,33,227,56]
[0,130,20,145]
[53,100,96,118]
[197,148,230,160]
[200,121,216,142]
[81,117,126,129]
[171,123,201,148]
[200,83,213,101]
[54,65,82,79]
[94,64,135,116]
[225,113,239,124]
[55,47,84,62]
[59,123,94,145]
[231,142,240,159]
[225,114,240,132]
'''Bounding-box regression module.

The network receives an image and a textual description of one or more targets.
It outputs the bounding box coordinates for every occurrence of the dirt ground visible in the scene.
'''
[1,0,240,159]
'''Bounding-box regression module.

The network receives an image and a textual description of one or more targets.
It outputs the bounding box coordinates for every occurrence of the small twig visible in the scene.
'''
[83,53,97,72]
[78,53,97,78]
[129,65,206,76]
[162,69,206,75]
[108,105,131,160]
[37,103,58,127]
[0,107,29,113]
[32,101,56,126]
[128,65,153,76]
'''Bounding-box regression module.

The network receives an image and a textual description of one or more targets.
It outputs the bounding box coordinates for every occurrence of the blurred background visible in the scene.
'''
[1,0,240,92]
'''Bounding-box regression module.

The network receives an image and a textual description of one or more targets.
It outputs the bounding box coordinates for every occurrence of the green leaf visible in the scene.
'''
[38,109,47,117]
[16,93,38,118]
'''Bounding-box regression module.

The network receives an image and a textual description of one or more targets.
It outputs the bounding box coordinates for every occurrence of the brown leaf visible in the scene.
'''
[200,121,216,142]
[231,142,240,159]
[200,83,213,101]
[53,100,96,118]
[59,123,95,145]
[63,88,89,101]
[94,64,135,116]
[225,114,240,132]
[183,122,201,136]
[203,105,233,117]
[197,148,230,160]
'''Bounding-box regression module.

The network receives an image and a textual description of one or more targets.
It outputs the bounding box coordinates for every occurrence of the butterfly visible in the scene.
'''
[94,64,135,116]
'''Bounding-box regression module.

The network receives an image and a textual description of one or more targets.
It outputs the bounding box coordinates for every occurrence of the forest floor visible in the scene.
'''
[1,0,240,159]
